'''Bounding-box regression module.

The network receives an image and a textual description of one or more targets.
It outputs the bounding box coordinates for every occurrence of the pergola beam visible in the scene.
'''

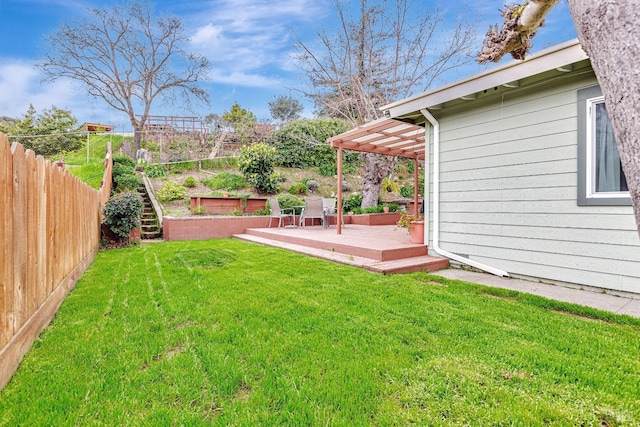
[329,118,426,234]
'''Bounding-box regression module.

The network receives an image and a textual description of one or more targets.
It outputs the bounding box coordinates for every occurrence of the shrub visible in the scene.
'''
[145,165,166,178]
[156,180,187,202]
[103,191,143,240]
[382,176,400,193]
[114,173,142,191]
[183,176,197,188]
[113,154,137,168]
[239,143,278,194]
[306,179,320,192]
[343,162,359,174]
[276,193,304,215]
[288,182,308,195]
[406,159,415,174]
[400,175,425,197]
[317,164,335,177]
[318,161,358,177]
[201,172,247,191]
[269,118,350,168]
[274,171,287,183]
[400,185,414,198]
[112,158,140,193]
[342,193,362,213]
[112,162,134,180]
[362,205,383,214]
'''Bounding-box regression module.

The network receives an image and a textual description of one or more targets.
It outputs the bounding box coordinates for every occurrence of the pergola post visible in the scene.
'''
[413,157,419,216]
[337,146,343,234]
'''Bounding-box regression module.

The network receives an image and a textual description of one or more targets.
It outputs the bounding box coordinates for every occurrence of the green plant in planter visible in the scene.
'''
[191,205,208,215]
[342,193,362,213]
[396,211,424,233]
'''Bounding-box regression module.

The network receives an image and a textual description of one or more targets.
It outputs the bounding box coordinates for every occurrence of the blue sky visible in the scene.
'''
[0,0,577,130]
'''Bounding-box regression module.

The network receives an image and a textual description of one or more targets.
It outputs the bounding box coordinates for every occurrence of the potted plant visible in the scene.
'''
[396,211,425,244]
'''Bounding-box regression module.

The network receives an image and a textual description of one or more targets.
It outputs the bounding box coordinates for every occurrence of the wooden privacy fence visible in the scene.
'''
[0,133,112,390]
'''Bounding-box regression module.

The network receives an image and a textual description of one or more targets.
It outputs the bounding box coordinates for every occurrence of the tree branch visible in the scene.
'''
[477,0,559,64]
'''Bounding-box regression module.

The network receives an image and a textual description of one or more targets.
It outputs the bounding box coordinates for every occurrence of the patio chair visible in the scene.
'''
[268,197,295,228]
[322,197,344,229]
[299,197,324,228]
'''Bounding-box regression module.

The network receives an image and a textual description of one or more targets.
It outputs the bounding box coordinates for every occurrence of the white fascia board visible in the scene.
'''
[383,39,587,118]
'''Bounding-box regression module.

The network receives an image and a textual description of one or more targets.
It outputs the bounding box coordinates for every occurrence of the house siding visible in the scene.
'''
[428,71,640,294]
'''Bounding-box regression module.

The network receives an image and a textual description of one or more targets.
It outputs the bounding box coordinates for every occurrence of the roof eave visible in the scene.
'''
[381,38,587,118]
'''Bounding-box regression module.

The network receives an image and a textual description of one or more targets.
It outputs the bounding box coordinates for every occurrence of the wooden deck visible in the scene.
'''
[234,224,449,274]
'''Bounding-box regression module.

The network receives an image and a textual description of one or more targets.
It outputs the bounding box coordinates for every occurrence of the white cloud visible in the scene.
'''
[0,59,78,117]
[188,0,329,89]
[207,68,285,88]
[0,58,129,126]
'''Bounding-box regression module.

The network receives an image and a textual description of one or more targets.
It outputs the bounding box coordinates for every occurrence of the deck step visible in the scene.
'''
[234,233,448,275]
[244,227,426,261]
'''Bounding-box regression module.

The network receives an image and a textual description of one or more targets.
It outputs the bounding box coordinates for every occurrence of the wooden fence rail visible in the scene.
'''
[0,133,112,390]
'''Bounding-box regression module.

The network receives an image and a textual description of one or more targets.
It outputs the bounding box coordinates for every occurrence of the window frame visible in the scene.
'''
[577,86,631,206]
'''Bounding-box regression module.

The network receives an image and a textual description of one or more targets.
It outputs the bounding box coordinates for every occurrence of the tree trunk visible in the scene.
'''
[361,153,396,208]
[133,129,142,156]
[568,0,640,235]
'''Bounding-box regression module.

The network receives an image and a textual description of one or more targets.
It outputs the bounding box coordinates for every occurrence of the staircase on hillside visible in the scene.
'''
[137,185,162,240]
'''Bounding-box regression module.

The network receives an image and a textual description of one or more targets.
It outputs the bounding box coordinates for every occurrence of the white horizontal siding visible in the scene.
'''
[439,241,640,292]
[441,222,640,247]
[430,72,640,293]
[439,211,637,232]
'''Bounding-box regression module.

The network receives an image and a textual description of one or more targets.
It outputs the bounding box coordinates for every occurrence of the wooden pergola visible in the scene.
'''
[327,118,427,234]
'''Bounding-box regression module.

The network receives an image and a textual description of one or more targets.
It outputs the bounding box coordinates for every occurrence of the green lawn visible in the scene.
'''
[1,239,639,426]
[64,133,124,189]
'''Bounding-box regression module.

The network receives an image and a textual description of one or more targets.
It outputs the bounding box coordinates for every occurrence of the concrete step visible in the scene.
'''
[142,234,162,240]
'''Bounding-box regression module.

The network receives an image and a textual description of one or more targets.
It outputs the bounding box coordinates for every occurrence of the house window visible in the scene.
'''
[577,86,631,206]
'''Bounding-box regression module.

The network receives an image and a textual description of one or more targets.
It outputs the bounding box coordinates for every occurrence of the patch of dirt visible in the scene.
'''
[233,381,251,402]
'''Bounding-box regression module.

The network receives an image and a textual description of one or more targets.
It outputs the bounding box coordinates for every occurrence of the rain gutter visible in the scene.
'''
[419,108,510,278]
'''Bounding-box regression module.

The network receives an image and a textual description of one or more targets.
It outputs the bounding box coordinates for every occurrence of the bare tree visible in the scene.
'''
[479,0,640,236]
[296,0,476,208]
[38,1,211,154]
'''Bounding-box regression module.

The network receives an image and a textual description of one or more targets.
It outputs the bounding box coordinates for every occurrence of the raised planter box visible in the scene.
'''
[190,196,268,214]
[346,212,401,226]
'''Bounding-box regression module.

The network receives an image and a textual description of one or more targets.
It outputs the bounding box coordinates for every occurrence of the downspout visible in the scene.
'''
[419,108,510,278]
